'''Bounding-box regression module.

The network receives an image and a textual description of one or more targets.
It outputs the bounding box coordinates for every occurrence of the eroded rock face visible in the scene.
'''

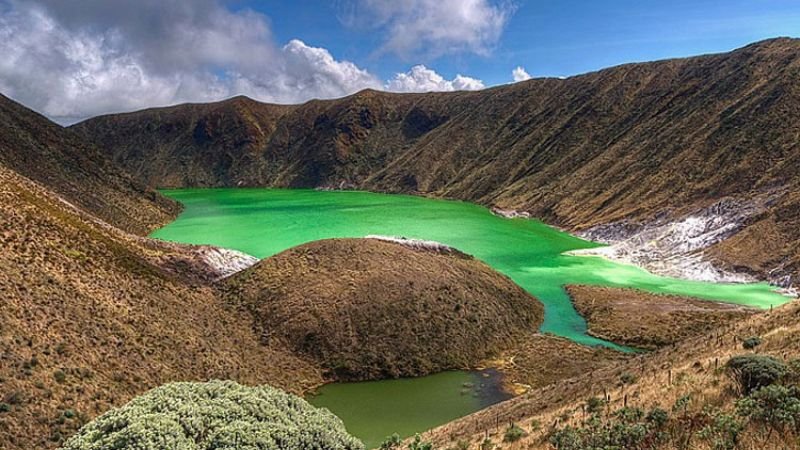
[572,195,796,294]
[573,199,755,282]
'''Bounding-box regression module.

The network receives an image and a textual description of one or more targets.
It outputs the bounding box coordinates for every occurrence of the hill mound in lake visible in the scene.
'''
[222,238,544,380]
[74,38,800,287]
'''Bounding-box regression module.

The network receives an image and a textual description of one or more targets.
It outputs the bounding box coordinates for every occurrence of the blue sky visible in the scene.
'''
[246,0,800,85]
[1,0,799,122]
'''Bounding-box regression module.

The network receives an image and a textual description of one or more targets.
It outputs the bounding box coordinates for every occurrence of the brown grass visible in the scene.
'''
[422,298,800,449]
[222,238,544,381]
[568,285,757,350]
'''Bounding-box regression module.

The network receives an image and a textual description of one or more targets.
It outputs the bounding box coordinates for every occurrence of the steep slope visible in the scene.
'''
[72,96,293,187]
[422,297,800,449]
[222,238,543,381]
[0,165,321,449]
[0,94,179,235]
[73,38,800,285]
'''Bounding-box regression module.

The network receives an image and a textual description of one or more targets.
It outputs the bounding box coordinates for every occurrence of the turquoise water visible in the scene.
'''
[152,188,789,348]
[150,188,791,446]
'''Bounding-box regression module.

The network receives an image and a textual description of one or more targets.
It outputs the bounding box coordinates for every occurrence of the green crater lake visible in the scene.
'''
[151,188,790,446]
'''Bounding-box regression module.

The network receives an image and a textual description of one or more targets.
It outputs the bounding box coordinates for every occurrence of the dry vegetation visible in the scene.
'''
[223,238,544,380]
[422,299,800,450]
[0,94,179,235]
[0,166,322,449]
[568,285,757,350]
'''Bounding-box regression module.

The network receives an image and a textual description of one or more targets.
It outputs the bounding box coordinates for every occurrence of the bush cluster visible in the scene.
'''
[725,355,786,395]
[60,380,364,450]
[549,406,669,450]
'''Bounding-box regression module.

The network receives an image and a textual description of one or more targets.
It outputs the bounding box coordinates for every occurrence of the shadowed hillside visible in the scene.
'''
[74,38,800,286]
[0,94,179,235]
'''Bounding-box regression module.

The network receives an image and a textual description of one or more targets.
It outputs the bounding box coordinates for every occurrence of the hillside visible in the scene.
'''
[567,285,757,350]
[222,238,543,381]
[73,38,800,287]
[0,94,179,235]
[0,160,571,448]
[0,164,324,449]
[422,297,800,450]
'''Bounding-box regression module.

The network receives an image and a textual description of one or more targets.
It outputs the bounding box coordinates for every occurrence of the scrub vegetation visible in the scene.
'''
[61,381,364,450]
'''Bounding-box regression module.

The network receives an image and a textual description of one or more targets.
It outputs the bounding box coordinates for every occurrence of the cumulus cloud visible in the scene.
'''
[385,65,484,93]
[342,0,515,58]
[0,0,381,123]
[0,0,490,124]
[512,66,531,82]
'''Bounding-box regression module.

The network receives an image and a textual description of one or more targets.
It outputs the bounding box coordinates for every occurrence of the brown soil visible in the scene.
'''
[222,238,544,381]
[568,285,757,350]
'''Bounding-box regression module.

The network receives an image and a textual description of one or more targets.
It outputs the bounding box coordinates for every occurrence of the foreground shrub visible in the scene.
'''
[698,409,743,450]
[503,423,527,442]
[742,336,762,350]
[549,406,669,450]
[726,355,786,394]
[736,384,800,436]
[60,380,364,450]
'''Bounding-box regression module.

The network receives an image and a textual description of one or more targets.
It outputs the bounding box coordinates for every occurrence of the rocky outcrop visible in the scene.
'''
[570,195,797,295]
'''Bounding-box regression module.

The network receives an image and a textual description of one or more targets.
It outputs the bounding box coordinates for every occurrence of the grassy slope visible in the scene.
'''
[222,238,544,381]
[0,166,322,449]
[0,94,179,235]
[567,285,757,350]
[422,296,800,449]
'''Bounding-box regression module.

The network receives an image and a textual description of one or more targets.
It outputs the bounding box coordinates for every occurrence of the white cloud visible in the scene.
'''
[512,66,531,82]
[0,0,489,123]
[0,1,382,123]
[343,0,514,58]
[385,65,484,92]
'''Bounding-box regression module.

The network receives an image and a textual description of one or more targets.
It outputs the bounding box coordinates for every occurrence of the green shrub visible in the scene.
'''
[736,384,800,435]
[549,405,668,450]
[53,370,66,383]
[585,396,605,414]
[60,380,364,450]
[620,372,637,385]
[503,423,527,442]
[742,336,762,350]
[380,433,402,449]
[726,355,786,395]
[0,402,10,413]
[645,407,669,428]
[698,410,743,450]
[786,359,800,385]
[407,434,433,450]
[549,426,582,450]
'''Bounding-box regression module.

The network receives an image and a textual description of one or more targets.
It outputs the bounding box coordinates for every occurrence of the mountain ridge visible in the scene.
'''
[72,37,800,287]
